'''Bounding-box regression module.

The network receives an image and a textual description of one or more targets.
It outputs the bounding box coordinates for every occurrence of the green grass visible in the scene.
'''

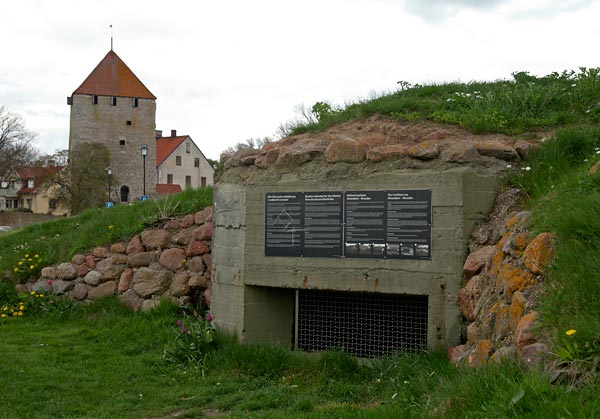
[289,68,600,136]
[0,187,212,283]
[1,298,599,418]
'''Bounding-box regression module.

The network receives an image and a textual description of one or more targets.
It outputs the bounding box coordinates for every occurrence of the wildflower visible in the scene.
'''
[24,254,29,258]
[19,305,24,311]
[30,291,35,295]
[34,254,39,258]
[18,261,23,266]
[47,279,53,286]
[566,329,576,336]
[28,258,32,262]
[181,327,187,334]
[29,265,34,270]
[1,314,6,318]
[17,311,23,317]
[205,312,213,322]
[182,258,187,264]
[108,225,114,229]
[39,294,44,298]
[176,320,182,327]
[13,268,18,272]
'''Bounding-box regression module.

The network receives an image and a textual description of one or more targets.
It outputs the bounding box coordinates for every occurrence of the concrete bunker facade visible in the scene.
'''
[211,132,513,355]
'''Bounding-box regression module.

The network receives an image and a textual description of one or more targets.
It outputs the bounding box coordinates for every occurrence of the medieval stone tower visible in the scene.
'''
[68,49,157,203]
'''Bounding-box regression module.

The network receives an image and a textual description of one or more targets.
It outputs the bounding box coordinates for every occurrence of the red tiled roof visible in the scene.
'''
[156,184,182,194]
[15,166,63,194]
[72,50,156,99]
[156,135,188,166]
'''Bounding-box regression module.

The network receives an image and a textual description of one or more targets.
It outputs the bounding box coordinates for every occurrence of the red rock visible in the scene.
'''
[164,220,181,230]
[169,272,191,297]
[71,283,89,300]
[475,141,520,161]
[463,246,495,279]
[457,275,486,321]
[127,251,157,268]
[110,242,127,254]
[467,339,492,367]
[515,311,538,352]
[179,214,195,229]
[358,134,386,148]
[194,210,206,225]
[275,149,320,167]
[77,264,89,277]
[255,149,280,168]
[407,140,440,161]
[448,344,469,364]
[56,263,78,280]
[187,256,206,273]
[132,267,173,298]
[41,267,57,279]
[202,254,212,273]
[141,229,173,250]
[325,139,368,163]
[467,322,481,344]
[118,268,133,293]
[523,232,555,275]
[126,235,144,254]
[85,255,96,269]
[112,254,128,265]
[93,247,109,258]
[189,273,208,289]
[187,241,210,257]
[159,248,187,272]
[203,206,214,223]
[441,143,481,163]
[87,281,117,300]
[366,144,407,161]
[193,223,213,241]
[172,228,194,246]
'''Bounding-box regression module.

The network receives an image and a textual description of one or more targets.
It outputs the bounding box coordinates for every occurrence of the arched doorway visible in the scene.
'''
[120,185,130,203]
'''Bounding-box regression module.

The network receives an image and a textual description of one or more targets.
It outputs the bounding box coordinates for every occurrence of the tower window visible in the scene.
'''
[93,95,98,105]
[120,140,126,146]
[111,97,117,106]
[175,156,182,166]
[126,120,132,126]
[133,98,139,107]
[194,158,200,168]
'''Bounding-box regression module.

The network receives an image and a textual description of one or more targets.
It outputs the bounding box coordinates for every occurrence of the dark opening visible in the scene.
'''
[111,97,117,106]
[120,185,129,202]
[93,95,98,105]
[296,290,428,357]
[120,140,126,145]
[133,98,139,107]
[126,120,132,126]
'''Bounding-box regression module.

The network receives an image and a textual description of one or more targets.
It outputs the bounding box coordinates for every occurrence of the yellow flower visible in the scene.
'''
[30,291,36,295]
[12,312,18,316]
[566,329,577,336]
[1,314,6,318]
[34,254,39,258]
[18,261,23,266]
[39,294,44,298]
[24,254,29,258]
[17,311,23,317]
[108,225,114,229]
[19,305,25,311]
[28,258,32,262]
[13,268,19,272]
[29,265,35,270]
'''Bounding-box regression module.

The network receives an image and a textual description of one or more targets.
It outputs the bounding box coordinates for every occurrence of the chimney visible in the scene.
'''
[171,129,177,137]
[155,130,163,139]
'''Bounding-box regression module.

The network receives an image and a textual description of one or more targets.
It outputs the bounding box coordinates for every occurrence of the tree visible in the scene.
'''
[0,106,39,178]
[67,142,112,214]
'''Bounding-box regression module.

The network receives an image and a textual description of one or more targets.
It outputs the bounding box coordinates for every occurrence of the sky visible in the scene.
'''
[1,0,599,161]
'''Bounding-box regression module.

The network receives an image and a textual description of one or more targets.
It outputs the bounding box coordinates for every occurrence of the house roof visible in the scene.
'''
[156,135,188,166]
[15,166,63,194]
[72,50,156,99]
[156,184,182,194]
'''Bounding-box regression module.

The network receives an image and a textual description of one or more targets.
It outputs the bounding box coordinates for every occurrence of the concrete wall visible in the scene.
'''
[212,166,500,350]
[69,94,157,201]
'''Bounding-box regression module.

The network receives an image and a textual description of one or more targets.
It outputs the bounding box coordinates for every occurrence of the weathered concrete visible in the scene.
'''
[212,166,501,350]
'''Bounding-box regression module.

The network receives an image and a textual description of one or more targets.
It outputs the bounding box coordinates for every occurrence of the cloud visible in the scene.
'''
[402,0,504,21]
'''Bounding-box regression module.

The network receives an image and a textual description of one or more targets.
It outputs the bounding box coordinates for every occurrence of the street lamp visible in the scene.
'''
[105,166,112,203]
[140,144,148,197]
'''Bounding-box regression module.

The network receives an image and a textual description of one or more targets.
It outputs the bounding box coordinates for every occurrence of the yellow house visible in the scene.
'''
[14,166,68,215]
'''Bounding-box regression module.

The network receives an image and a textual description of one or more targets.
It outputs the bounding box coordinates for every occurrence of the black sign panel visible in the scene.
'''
[265,193,304,256]
[345,191,387,258]
[303,192,343,258]
[265,190,431,260]
[385,190,432,260]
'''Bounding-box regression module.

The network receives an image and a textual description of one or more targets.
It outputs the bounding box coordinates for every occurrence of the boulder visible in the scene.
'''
[56,263,78,280]
[475,141,520,161]
[71,254,86,265]
[110,242,127,254]
[515,311,538,352]
[202,206,214,223]
[467,339,492,367]
[448,344,470,364]
[169,272,191,297]
[85,255,96,269]
[187,241,211,257]
[126,235,144,254]
[367,144,407,162]
[407,140,440,161]
[187,256,206,273]
[120,289,143,311]
[83,271,102,286]
[441,143,481,163]
[71,283,89,301]
[255,149,280,168]
[463,246,494,279]
[87,281,117,300]
[325,140,368,163]
[172,228,195,246]
[132,267,173,298]
[31,279,52,294]
[457,274,486,321]
[523,232,555,275]
[77,264,89,277]
[52,279,74,294]
[159,248,187,272]
[179,214,196,229]
[128,251,157,268]
[520,342,550,367]
[194,210,206,225]
[41,267,57,279]
[141,229,172,250]
[118,268,133,293]
[93,247,109,258]
[193,223,213,241]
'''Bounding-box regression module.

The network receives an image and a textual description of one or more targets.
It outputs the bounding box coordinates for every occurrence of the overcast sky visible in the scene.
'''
[1,0,598,160]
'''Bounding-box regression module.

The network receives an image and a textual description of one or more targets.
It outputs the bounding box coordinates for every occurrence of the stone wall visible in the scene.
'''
[448,191,554,367]
[18,206,214,310]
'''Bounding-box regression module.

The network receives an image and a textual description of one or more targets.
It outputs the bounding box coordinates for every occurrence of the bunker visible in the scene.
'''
[211,145,505,357]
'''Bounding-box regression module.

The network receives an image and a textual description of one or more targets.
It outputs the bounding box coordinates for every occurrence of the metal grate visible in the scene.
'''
[296,290,428,357]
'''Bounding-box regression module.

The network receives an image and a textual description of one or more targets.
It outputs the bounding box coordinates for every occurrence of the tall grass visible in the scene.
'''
[289,68,600,136]
[0,187,212,283]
